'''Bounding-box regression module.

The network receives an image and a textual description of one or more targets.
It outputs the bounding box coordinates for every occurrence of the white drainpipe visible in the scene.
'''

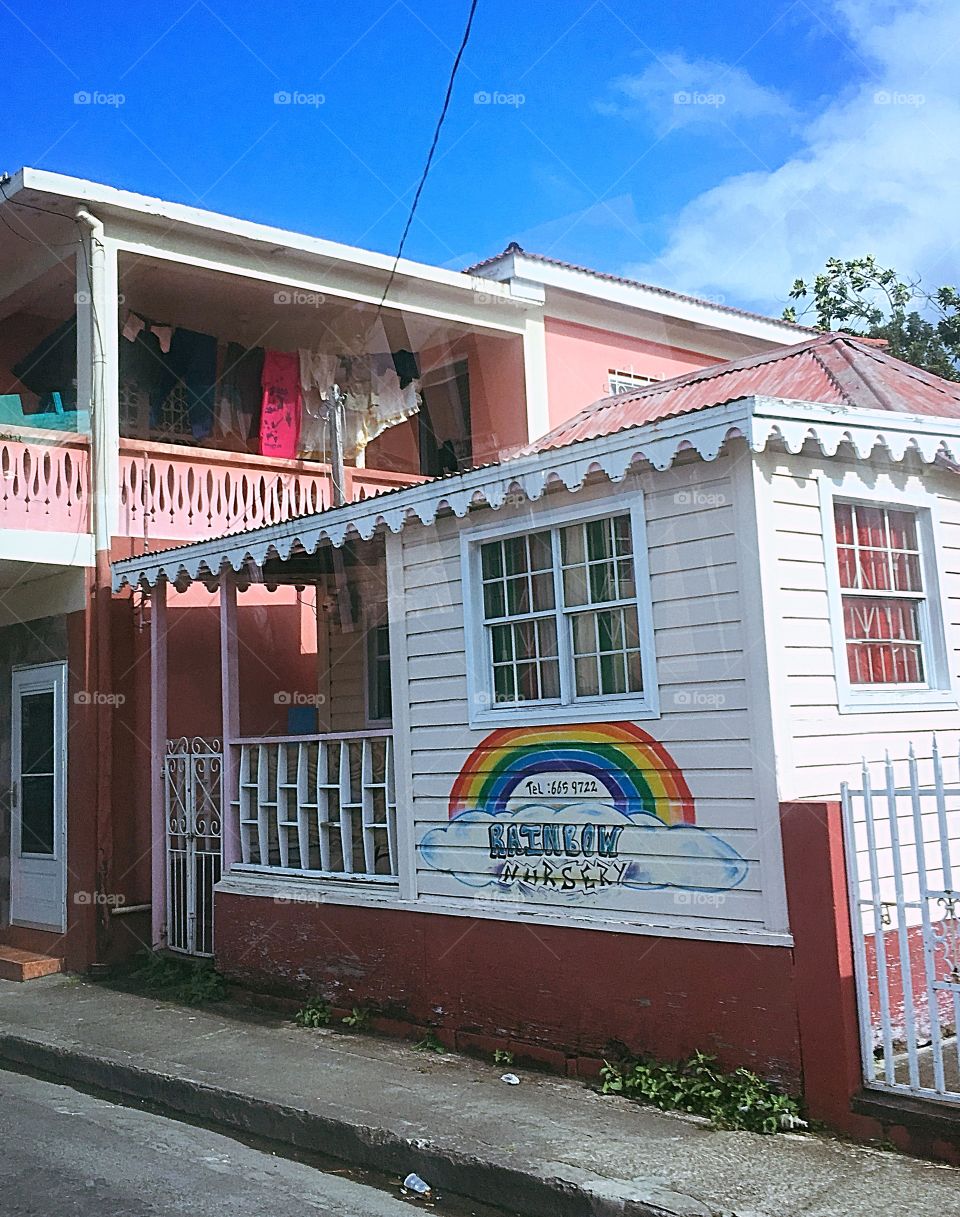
[75,206,116,960]
[74,207,113,558]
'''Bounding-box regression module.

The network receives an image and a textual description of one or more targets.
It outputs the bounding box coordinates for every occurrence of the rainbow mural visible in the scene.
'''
[448,723,696,825]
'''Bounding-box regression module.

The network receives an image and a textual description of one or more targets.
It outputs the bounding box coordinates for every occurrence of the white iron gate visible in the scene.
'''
[165,736,222,956]
[841,739,960,1105]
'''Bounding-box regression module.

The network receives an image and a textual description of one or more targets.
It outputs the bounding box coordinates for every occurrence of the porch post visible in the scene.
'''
[150,579,168,949]
[220,571,241,870]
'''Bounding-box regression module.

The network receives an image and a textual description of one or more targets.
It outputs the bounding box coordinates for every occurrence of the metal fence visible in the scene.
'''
[841,739,960,1104]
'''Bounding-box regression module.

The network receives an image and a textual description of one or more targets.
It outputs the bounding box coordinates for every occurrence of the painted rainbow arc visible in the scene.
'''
[448,723,695,825]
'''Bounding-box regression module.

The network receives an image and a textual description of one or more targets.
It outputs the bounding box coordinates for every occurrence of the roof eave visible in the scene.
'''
[111,395,960,594]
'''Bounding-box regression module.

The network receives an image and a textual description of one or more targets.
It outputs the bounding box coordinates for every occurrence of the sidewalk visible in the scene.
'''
[0,976,956,1217]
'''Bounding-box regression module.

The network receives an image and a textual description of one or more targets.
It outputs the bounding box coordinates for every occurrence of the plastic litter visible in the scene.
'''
[500,1072,521,1085]
[401,1172,432,1195]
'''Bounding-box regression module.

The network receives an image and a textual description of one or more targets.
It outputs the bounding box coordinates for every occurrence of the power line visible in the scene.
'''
[373,0,480,321]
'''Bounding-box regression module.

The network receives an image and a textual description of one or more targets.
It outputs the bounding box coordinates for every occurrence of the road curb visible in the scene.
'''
[0,1031,711,1217]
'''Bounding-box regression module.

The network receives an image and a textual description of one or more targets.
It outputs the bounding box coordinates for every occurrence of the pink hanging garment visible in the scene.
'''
[259,350,302,458]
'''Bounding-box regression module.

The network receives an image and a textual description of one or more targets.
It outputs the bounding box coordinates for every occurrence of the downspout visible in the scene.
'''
[76,207,115,963]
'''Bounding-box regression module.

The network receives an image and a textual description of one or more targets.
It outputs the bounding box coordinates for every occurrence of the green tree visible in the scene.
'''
[782,256,960,380]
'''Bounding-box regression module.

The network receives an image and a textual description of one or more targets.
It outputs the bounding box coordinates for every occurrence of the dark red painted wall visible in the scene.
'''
[215,893,803,1086]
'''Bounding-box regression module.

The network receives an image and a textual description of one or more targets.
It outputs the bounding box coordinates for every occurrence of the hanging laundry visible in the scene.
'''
[215,343,264,443]
[122,311,146,343]
[298,349,342,458]
[151,324,173,355]
[169,328,217,440]
[259,349,302,458]
[12,317,78,410]
[392,348,420,389]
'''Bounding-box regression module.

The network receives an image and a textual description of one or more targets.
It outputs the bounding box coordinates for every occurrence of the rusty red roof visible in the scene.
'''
[528,332,960,453]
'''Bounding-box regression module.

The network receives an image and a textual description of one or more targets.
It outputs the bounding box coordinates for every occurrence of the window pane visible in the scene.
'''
[856,505,887,548]
[612,514,633,557]
[571,613,595,657]
[892,551,922,593]
[491,624,513,662]
[588,561,617,604]
[837,545,857,589]
[21,691,54,774]
[537,617,558,659]
[563,564,589,607]
[504,536,528,576]
[541,658,561,699]
[516,662,539,701]
[531,572,555,612]
[621,604,641,648]
[483,580,505,619]
[513,620,537,661]
[586,518,612,562]
[528,531,553,572]
[506,576,530,616]
[887,509,918,551]
[834,502,854,547]
[858,547,890,591]
[843,596,925,685]
[575,655,599,697]
[20,774,55,855]
[561,523,585,565]
[617,557,636,599]
[494,664,515,703]
[600,651,627,694]
[481,541,502,579]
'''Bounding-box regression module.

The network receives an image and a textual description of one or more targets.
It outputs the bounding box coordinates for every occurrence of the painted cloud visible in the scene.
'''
[418,802,748,899]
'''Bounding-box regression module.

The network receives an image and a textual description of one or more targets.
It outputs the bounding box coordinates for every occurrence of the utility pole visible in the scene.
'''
[328,384,346,508]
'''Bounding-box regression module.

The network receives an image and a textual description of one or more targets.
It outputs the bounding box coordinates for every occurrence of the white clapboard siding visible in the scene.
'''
[758,451,960,800]
[396,462,782,935]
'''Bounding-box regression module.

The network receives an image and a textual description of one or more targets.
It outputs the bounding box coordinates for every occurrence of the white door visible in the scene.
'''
[10,663,67,932]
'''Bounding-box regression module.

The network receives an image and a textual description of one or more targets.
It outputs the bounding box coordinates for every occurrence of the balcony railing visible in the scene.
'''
[119,439,422,543]
[0,429,90,533]
[0,431,419,546]
[232,731,397,881]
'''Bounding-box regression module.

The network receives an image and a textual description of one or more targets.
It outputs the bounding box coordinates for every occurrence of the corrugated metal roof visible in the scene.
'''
[465,243,808,331]
[528,332,960,453]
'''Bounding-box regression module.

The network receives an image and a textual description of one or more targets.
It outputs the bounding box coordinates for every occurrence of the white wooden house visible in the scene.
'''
[112,332,960,1130]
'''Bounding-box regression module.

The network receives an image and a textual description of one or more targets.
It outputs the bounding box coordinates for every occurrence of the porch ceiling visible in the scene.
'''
[118,254,521,360]
[111,395,960,594]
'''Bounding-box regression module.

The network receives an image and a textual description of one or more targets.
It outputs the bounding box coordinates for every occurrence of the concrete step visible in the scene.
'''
[0,948,63,982]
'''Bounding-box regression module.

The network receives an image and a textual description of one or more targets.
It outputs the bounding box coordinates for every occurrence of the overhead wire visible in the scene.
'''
[370,0,480,327]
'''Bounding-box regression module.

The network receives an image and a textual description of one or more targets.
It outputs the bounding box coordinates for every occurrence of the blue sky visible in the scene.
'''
[2,0,957,313]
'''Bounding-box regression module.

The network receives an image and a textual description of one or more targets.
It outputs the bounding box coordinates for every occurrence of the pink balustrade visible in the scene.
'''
[119,439,422,543]
[0,431,90,532]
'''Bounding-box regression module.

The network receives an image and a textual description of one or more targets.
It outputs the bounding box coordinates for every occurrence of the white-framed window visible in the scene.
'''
[365,621,392,725]
[462,498,659,726]
[607,368,660,395]
[821,478,956,712]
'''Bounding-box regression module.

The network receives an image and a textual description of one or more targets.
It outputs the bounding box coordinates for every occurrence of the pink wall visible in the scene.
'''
[544,317,723,430]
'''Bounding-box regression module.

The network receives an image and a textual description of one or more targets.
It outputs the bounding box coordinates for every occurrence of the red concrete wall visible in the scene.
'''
[215,893,803,1085]
[779,801,872,1135]
[864,924,954,1044]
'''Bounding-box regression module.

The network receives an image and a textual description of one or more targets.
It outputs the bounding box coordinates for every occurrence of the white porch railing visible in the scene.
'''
[232,731,397,881]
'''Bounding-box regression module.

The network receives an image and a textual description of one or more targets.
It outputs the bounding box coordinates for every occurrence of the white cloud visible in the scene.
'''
[623,0,960,313]
[596,52,794,133]
[418,802,748,900]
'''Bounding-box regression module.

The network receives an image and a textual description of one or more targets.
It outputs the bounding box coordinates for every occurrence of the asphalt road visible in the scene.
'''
[0,1068,440,1216]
